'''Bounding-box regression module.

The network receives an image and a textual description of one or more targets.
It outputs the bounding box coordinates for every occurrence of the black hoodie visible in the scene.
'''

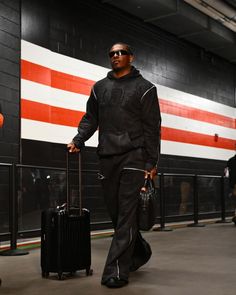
[73,67,161,170]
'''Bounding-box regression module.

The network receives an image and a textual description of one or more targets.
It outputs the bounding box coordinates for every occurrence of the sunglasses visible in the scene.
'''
[109,50,131,58]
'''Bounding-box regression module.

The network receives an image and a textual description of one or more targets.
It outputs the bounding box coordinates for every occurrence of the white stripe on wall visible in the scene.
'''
[21,118,234,160]
[157,84,235,119]
[21,119,98,146]
[162,113,236,140]
[21,40,108,81]
[162,141,235,161]
[21,79,88,111]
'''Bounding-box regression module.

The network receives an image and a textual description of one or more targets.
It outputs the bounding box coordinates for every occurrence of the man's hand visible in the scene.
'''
[145,167,157,180]
[67,142,80,153]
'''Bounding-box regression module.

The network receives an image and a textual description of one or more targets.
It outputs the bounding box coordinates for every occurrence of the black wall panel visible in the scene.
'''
[0,0,20,164]
[0,0,20,234]
[21,0,49,48]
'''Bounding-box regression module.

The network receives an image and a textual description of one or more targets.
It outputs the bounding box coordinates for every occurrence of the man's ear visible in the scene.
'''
[129,55,134,63]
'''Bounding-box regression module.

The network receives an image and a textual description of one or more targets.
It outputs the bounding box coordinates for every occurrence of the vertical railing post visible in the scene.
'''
[0,164,28,256]
[154,173,172,232]
[188,175,205,227]
[10,163,17,250]
[216,176,230,223]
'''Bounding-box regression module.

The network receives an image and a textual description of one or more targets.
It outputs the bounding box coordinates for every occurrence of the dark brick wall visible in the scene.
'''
[0,0,20,233]
[0,0,20,164]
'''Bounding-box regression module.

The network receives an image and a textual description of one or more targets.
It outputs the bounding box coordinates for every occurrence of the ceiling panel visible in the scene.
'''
[102,0,236,63]
[103,0,177,20]
[149,14,207,37]
[211,44,236,62]
[185,30,233,49]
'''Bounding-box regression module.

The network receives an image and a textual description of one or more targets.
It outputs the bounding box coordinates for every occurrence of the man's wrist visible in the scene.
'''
[72,139,83,150]
[145,161,158,171]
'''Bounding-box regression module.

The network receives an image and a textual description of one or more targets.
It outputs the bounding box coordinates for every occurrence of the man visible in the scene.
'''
[68,42,161,288]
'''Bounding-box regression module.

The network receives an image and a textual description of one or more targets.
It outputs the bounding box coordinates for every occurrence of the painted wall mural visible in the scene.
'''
[21,40,236,161]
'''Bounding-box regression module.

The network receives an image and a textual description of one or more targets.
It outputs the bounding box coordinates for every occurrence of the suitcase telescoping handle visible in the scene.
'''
[78,152,82,216]
[66,151,83,216]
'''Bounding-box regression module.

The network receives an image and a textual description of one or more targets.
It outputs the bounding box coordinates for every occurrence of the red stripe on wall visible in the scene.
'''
[21,59,235,130]
[21,60,94,96]
[162,127,235,150]
[21,99,85,127]
[21,60,51,86]
[160,99,236,130]
[22,99,235,150]
[51,70,94,96]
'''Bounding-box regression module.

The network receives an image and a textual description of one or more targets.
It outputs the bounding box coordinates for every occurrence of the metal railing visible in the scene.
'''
[0,162,235,254]
[155,173,233,231]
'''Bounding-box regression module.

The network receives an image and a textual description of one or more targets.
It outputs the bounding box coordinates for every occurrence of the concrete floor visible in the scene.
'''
[0,222,236,295]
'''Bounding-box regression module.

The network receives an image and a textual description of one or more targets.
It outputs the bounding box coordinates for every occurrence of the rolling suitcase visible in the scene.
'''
[41,152,92,280]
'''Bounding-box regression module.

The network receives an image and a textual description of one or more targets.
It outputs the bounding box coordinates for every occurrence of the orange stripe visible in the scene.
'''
[160,99,235,130]
[21,59,235,129]
[21,60,94,95]
[22,99,235,150]
[21,60,51,86]
[162,127,235,150]
[21,99,84,127]
[51,70,94,95]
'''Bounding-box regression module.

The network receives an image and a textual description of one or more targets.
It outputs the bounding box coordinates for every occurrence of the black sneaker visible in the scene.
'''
[104,277,128,288]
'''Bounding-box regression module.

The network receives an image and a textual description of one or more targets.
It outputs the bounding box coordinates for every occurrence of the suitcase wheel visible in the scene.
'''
[42,271,49,278]
[86,268,93,276]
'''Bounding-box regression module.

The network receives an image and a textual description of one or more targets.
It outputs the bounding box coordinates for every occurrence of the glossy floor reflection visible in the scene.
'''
[0,222,236,295]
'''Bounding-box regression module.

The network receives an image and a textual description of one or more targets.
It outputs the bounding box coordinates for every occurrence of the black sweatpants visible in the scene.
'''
[99,148,151,283]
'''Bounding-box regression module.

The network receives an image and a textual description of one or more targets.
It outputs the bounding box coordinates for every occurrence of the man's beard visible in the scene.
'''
[112,65,123,72]
[112,64,131,72]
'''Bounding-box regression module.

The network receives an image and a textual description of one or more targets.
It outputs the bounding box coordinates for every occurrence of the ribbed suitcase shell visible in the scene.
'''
[41,209,91,279]
[40,153,92,279]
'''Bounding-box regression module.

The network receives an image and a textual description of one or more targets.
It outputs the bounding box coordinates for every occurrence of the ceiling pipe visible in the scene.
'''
[203,0,236,20]
[184,0,236,32]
